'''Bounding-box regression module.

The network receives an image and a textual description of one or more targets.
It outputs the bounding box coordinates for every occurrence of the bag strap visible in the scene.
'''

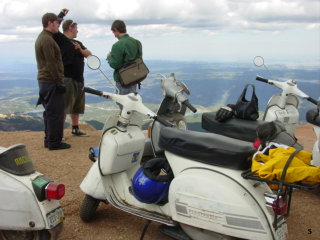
[136,40,142,59]
[241,84,256,101]
[136,40,143,90]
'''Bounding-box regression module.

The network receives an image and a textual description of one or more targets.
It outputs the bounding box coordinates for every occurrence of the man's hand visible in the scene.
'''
[61,8,69,16]
[73,42,81,51]
[58,8,69,19]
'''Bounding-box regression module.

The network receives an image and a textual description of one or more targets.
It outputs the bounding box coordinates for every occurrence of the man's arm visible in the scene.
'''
[107,44,124,69]
[73,41,92,58]
[57,8,69,19]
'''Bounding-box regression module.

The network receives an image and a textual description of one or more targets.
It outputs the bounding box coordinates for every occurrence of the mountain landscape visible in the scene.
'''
[0,59,319,131]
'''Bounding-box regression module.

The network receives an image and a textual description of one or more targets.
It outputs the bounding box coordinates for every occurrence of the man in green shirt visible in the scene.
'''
[107,20,142,95]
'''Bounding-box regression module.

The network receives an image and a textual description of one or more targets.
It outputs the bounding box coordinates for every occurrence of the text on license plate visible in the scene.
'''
[46,207,64,228]
[276,222,288,240]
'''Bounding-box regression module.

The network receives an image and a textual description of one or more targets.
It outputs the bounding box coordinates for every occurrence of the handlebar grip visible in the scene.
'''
[256,76,269,83]
[84,87,103,96]
[307,97,319,106]
[183,100,197,113]
[155,116,174,127]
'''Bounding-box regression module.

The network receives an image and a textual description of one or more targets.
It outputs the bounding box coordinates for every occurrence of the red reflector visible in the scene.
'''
[46,182,65,200]
[272,198,287,215]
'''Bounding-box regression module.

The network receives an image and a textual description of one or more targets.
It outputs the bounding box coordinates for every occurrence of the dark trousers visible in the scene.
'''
[38,82,65,148]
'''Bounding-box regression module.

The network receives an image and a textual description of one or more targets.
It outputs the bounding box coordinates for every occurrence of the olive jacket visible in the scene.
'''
[35,30,64,84]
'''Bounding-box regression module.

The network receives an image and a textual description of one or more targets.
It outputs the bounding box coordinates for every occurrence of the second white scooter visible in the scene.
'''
[79,86,291,239]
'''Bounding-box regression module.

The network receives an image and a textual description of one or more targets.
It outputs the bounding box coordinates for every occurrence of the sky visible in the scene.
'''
[0,0,319,65]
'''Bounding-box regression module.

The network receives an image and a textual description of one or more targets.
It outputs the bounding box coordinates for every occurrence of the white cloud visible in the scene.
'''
[306,23,320,30]
[0,0,319,63]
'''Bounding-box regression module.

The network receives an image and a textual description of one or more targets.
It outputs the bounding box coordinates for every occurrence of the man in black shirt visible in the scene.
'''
[54,14,92,137]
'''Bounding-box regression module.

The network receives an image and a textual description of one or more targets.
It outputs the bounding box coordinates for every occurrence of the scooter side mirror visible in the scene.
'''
[87,55,101,70]
[253,56,264,67]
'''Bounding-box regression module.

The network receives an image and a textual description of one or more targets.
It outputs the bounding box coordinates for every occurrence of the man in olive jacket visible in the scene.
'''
[35,12,71,150]
[107,20,142,95]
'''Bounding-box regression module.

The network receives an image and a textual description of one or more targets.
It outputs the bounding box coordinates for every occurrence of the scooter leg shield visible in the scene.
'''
[80,161,106,200]
[311,126,320,166]
[168,168,278,240]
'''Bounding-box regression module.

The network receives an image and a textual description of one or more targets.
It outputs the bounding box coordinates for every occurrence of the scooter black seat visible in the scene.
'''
[0,144,35,175]
[306,108,320,127]
[159,127,255,170]
[202,112,265,142]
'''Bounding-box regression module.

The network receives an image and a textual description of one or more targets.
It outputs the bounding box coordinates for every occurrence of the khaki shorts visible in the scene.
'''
[64,77,85,114]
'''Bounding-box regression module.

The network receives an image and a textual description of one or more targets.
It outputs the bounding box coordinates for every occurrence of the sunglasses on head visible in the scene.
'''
[68,20,76,28]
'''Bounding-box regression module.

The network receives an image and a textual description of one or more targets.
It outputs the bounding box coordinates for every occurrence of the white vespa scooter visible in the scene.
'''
[202,56,319,143]
[306,106,320,166]
[79,60,289,240]
[0,144,65,240]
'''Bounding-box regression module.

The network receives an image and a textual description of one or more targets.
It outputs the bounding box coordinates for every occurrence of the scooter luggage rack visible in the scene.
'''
[242,169,320,229]
[242,148,320,230]
[241,169,320,191]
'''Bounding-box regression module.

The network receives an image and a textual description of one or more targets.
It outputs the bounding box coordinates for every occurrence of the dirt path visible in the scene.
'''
[0,124,319,240]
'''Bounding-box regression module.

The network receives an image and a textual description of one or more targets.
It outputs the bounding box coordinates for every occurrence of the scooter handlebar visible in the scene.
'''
[183,100,197,113]
[84,87,103,97]
[256,76,270,84]
[155,116,174,127]
[307,97,319,106]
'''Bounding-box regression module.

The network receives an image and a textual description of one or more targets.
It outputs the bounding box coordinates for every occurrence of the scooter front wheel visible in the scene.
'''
[79,194,101,222]
[0,230,50,240]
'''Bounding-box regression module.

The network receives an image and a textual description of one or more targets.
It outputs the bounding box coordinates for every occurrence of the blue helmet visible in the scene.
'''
[132,158,173,204]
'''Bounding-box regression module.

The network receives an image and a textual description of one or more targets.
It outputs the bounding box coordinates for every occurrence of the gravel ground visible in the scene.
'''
[0,124,319,240]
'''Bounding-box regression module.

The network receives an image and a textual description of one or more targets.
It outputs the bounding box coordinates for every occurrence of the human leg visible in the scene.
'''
[71,81,88,136]
[115,82,137,95]
[39,82,70,150]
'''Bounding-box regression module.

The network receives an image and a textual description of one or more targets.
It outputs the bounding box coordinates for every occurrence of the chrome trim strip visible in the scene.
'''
[108,188,175,226]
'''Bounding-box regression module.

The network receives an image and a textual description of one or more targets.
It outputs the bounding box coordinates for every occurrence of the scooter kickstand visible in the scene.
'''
[159,225,191,240]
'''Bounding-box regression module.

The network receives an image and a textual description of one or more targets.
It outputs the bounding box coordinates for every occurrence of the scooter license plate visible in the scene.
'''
[46,207,64,228]
[276,221,288,240]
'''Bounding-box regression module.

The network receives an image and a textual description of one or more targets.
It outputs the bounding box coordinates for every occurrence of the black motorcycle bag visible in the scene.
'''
[234,84,259,121]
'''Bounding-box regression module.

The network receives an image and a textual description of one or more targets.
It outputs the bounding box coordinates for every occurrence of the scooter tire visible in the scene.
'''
[0,229,50,240]
[79,194,100,222]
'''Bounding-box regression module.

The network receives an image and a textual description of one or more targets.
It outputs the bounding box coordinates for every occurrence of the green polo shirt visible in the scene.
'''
[107,34,142,82]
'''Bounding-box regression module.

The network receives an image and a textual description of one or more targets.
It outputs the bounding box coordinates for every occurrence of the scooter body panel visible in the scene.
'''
[80,161,106,200]
[263,95,299,135]
[0,170,63,231]
[107,169,171,215]
[312,126,320,166]
[166,151,287,240]
[99,125,145,175]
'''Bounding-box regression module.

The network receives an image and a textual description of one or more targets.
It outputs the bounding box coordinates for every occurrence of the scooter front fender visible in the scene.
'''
[80,161,106,200]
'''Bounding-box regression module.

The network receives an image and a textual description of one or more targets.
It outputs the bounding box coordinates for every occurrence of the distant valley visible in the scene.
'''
[0,59,319,131]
